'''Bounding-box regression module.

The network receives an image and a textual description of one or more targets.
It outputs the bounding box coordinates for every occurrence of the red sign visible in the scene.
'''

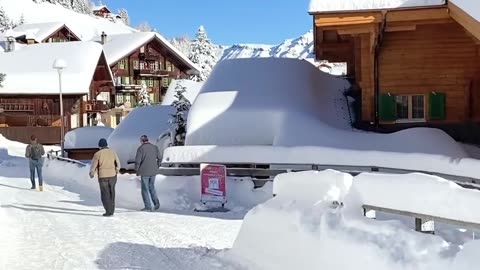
[200,163,227,204]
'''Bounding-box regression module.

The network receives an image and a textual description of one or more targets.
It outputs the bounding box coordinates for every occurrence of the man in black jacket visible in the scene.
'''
[135,135,161,211]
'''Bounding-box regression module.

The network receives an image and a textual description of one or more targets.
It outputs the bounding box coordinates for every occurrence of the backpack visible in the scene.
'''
[30,144,43,160]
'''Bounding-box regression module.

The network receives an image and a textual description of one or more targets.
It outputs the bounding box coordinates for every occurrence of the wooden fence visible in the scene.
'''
[0,126,62,144]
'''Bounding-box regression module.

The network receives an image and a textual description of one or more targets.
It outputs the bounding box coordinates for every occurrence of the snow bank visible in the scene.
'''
[309,0,446,12]
[229,170,480,270]
[0,0,135,41]
[451,0,480,23]
[162,79,204,105]
[42,159,272,212]
[64,126,113,149]
[186,58,351,146]
[107,105,174,168]
[0,41,105,94]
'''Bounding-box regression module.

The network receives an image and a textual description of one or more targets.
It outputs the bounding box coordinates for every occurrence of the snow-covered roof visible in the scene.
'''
[162,79,204,105]
[0,41,105,95]
[96,32,199,74]
[92,5,111,12]
[11,22,73,43]
[64,126,114,149]
[309,0,446,13]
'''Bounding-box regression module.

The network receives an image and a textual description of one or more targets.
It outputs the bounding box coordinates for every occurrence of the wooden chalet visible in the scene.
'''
[93,5,112,18]
[0,41,113,144]
[310,1,480,142]
[100,32,199,108]
[8,22,81,44]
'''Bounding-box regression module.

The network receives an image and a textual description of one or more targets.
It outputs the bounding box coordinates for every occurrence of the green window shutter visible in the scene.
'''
[379,93,396,121]
[429,92,446,120]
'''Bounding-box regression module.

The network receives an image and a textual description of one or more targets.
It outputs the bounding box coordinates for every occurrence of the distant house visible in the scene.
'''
[309,0,480,141]
[0,41,113,144]
[93,5,112,18]
[6,22,81,44]
[95,32,199,125]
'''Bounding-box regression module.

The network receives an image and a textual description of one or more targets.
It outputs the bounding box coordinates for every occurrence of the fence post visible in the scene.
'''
[415,218,435,234]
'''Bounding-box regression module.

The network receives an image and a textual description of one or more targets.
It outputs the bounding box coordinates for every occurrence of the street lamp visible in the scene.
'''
[53,58,67,157]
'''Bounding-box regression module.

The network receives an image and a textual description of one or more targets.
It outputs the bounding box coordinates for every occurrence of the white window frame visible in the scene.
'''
[395,94,426,123]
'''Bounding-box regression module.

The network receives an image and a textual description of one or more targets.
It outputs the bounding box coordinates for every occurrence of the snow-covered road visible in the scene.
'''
[0,166,243,270]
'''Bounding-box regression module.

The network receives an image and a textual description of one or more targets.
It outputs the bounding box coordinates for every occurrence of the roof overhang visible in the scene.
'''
[448,1,480,42]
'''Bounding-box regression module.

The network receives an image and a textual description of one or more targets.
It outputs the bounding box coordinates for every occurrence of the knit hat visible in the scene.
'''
[98,138,108,148]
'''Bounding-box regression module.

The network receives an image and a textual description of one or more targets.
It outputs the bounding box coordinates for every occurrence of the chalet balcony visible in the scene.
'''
[84,101,111,112]
[114,84,142,92]
[133,68,172,77]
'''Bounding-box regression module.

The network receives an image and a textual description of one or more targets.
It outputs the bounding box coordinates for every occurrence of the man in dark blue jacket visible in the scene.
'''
[135,135,161,211]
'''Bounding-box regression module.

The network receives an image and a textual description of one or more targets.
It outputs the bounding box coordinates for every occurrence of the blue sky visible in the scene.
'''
[102,0,312,45]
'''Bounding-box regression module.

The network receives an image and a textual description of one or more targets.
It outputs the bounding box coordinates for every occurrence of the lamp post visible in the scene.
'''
[53,58,67,157]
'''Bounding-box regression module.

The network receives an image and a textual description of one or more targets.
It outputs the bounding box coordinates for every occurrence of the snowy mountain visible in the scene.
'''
[0,0,135,41]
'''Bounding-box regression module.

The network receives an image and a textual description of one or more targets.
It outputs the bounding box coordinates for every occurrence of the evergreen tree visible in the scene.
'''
[135,22,154,32]
[188,25,217,82]
[118,8,129,25]
[168,81,191,146]
[137,82,151,106]
[19,13,25,25]
[0,5,11,32]
[0,73,5,88]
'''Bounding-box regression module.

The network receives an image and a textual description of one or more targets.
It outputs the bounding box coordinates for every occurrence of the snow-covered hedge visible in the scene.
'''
[64,126,113,149]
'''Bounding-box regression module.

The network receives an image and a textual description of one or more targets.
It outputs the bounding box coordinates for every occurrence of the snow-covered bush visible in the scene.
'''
[137,82,151,106]
[168,81,191,146]
[0,73,5,88]
[188,25,217,82]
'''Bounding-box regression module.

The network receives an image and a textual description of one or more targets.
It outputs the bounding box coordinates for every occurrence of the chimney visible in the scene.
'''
[5,36,15,52]
[101,31,107,44]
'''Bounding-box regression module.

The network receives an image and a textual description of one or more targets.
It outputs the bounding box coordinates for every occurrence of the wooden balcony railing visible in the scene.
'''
[84,101,111,112]
[133,68,171,77]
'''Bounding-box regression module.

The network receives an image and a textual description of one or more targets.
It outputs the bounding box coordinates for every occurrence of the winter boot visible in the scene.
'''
[39,186,43,192]
[30,186,36,190]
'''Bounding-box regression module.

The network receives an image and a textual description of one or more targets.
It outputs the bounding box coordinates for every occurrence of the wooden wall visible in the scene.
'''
[378,22,480,122]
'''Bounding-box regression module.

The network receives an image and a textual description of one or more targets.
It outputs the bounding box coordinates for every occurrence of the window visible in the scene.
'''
[124,94,131,102]
[147,78,154,87]
[116,94,124,105]
[162,78,170,88]
[166,60,172,72]
[140,46,145,53]
[118,59,125,69]
[149,93,155,103]
[155,61,161,70]
[115,113,121,125]
[395,95,425,121]
[171,64,175,72]
[149,62,156,70]
[133,60,139,69]
[121,77,130,85]
[140,61,145,70]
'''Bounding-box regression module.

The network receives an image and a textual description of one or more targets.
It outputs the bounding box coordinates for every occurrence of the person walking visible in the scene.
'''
[25,135,45,191]
[135,135,161,212]
[89,138,120,217]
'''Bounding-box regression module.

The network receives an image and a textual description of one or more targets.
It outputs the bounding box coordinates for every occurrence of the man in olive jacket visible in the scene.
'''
[135,135,161,211]
[25,135,45,191]
[89,138,120,217]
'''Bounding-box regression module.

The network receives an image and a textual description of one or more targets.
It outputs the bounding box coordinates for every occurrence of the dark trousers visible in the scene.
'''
[98,176,117,215]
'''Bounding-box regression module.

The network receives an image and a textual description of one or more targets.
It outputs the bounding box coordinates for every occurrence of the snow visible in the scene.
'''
[0,41,105,94]
[0,0,135,41]
[108,105,175,168]
[229,170,480,270]
[9,22,70,42]
[162,79,204,105]
[0,134,270,269]
[451,0,480,23]
[164,57,479,179]
[64,126,114,149]
[309,0,446,12]
[97,32,199,74]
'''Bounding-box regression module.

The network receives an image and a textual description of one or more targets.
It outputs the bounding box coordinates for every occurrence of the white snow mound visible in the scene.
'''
[64,126,113,149]
[229,170,480,270]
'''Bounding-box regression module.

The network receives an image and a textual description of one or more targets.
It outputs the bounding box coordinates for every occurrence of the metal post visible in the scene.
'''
[58,70,64,157]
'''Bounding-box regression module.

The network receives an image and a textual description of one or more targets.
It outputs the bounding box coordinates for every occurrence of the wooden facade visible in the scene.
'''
[16,25,81,44]
[311,4,480,133]
[110,37,190,106]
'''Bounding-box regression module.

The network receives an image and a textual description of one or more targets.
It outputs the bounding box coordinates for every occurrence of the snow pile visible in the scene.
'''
[309,0,446,12]
[185,58,351,146]
[0,41,105,94]
[108,105,174,168]
[451,0,480,23]
[0,0,135,41]
[8,22,68,43]
[162,79,204,105]
[229,170,480,270]
[64,126,113,149]
[42,159,272,212]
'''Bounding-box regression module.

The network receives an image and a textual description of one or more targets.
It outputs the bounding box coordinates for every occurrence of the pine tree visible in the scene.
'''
[137,82,151,106]
[188,25,217,82]
[135,22,155,32]
[168,81,191,146]
[19,13,25,25]
[0,73,5,88]
[118,8,130,25]
[0,5,11,32]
